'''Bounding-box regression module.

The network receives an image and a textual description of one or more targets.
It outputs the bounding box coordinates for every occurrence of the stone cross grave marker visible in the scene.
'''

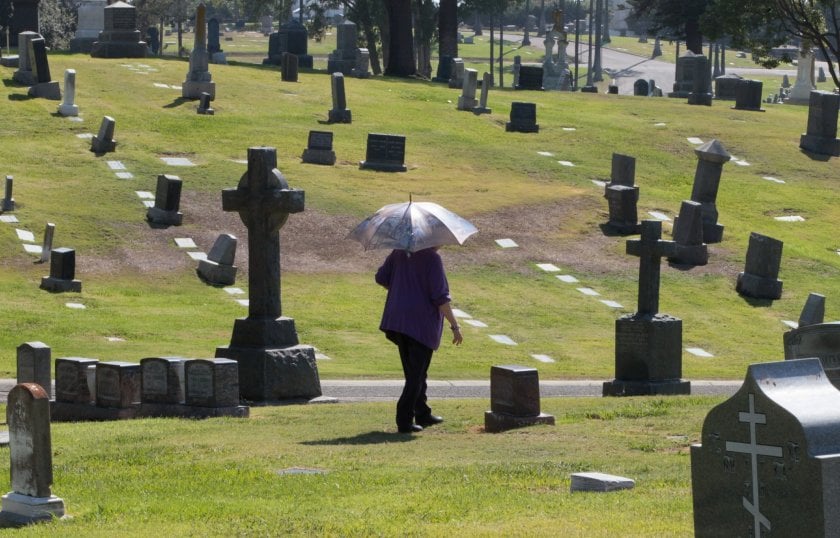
[16,342,51,399]
[799,91,840,157]
[327,72,352,124]
[58,69,79,117]
[90,116,117,154]
[3,176,15,212]
[146,174,183,226]
[736,232,783,300]
[197,233,238,285]
[627,220,677,316]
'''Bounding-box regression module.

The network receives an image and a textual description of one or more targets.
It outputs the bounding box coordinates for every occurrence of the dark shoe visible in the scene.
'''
[416,414,443,427]
[397,424,423,434]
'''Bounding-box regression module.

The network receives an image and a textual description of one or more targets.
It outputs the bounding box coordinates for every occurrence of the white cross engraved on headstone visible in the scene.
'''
[724,393,783,537]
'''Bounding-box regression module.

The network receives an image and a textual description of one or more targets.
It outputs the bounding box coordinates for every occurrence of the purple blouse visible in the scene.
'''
[375,248,451,350]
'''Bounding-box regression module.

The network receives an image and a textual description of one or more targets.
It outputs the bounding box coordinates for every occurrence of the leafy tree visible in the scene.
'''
[305,1,328,42]
[39,0,75,49]
[628,0,710,53]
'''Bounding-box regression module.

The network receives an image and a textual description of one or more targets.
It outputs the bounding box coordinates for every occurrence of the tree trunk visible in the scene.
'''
[385,0,416,76]
[412,0,432,78]
[438,0,458,58]
[473,12,482,36]
[684,18,702,54]
[362,23,382,75]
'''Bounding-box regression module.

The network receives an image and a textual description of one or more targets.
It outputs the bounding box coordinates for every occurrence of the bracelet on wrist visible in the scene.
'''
[450,325,460,331]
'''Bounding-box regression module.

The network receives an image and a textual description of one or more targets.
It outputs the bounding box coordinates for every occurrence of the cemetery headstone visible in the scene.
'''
[799,91,840,157]
[782,74,791,88]
[146,174,183,226]
[260,15,272,35]
[448,58,465,89]
[26,37,61,100]
[327,72,352,124]
[196,233,238,285]
[570,472,635,493]
[215,147,323,401]
[798,292,825,327]
[732,79,765,112]
[505,102,539,133]
[90,1,148,58]
[457,68,479,111]
[207,17,223,57]
[359,134,407,172]
[281,51,299,82]
[90,116,117,154]
[484,365,555,433]
[95,361,141,408]
[668,52,705,98]
[39,248,82,293]
[686,139,731,243]
[0,384,66,525]
[783,295,840,389]
[736,232,784,300]
[37,222,55,264]
[605,153,636,191]
[633,79,650,96]
[818,66,827,83]
[687,55,712,106]
[262,19,312,68]
[2,176,15,212]
[16,342,51,399]
[651,37,662,58]
[57,69,80,117]
[197,91,215,115]
[70,0,106,52]
[473,72,493,115]
[326,20,359,75]
[185,358,239,407]
[432,54,453,83]
[140,357,185,404]
[301,130,336,166]
[516,65,544,91]
[668,200,708,265]
[691,358,840,537]
[512,56,521,88]
[787,47,815,104]
[604,185,639,235]
[12,31,39,86]
[713,73,742,100]
[351,48,370,78]
[54,357,97,403]
[603,220,689,396]
[146,26,160,55]
[182,3,215,100]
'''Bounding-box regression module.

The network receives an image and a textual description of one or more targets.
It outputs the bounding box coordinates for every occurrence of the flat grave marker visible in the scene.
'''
[495,238,518,248]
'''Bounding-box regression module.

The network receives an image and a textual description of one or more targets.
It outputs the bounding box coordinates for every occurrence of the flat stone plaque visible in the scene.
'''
[464,319,488,328]
[531,354,555,363]
[556,275,579,283]
[489,335,517,345]
[536,263,560,272]
[174,238,197,248]
[577,287,600,296]
[570,472,635,492]
[495,238,518,248]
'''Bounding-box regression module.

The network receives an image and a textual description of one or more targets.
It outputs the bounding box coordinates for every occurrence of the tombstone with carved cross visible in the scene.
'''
[603,220,690,396]
[692,358,840,537]
[214,147,323,402]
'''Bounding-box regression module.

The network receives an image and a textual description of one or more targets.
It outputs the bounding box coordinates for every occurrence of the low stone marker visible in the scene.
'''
[798,292,825,327]
[516,65,544,91]
[40,248,82,293]
[736,232,783,300]
[146,174,183,226]
[473,72,492,115]
[484,365,555,433]
[668,200,708,265]
[714,73,742,100]
[603,153,639,234]
[687,55,712,106]
[54,357,98,404]
[281,52,299,82]
[16,342,51,399]
[90,116,117,154]
[0,384,66,525]
[327,72,352,124]
[26,37,61,100]
[505,102,539,133]
[799,90,840,157]
[96,361,141,408]
[185,358,239,407]
[691,358,840,536]
[457,68,478,111]
[448,58,464,89]
[196,233,238,286]
[197,92,215,115]
[359,133,407,172]
[301,130,336,166]
[732,79,764,112]
[140,357,185,404]
[57,69,79,117]
[2,176,14,212]
[605,153,636,191]
[570,472,635,493]
[633,79,650,96]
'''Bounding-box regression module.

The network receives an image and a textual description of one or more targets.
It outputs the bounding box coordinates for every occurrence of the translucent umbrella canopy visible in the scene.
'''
[347,201,478,253]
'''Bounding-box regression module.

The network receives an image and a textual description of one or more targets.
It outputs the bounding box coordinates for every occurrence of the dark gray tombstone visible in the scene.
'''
[691,359,840,537]
[714,73,742,100]
[301,130,336,166]
[182,3,215,100]
[90,116,117,154]
[90,1,148,58]
[516,65,544,91]
[484,365,555,433]
[215,147,322,402]
[40,248,82,293]
[146,26,159,55]
[687,55,712,106]
[196,233,238,285]
[733,79,765,112]
[26,37,61,100]
[448,58,465,89]
[608,84,619,95]
[633,79,650,96]
[146,174,183,226]
[605,153,635,191]
[16,342,51,399]
[327,72,352,124]
[798,292,825,327]
[736,232,783,300]
[281,52,299,82]
[0,384,65,525]
[604,185,639,235]
[651,37,662,58]
[208,17,222,54]
[473,72,493,115]
[604,220,689,396]
[2,176,14,212]
[457,68,479,111]
[185,358,239,407]
[140,357,185,404]
[351,48,371,78]
[799,91,840,157]
[818,66,827,83]
[512,55,521,88]
[197,92,215,115]
[262,19,312,68]
[782,74,791,88]
[433,54,453,83]
[669,53,704,98]
[505,102,539,133]
[54,357,97,403]
[326,20,359,75]
[57,69,80,117]
[95,361,141,408]
[688,139,731,244]
[359,134,407,172]
[9,0,40,47]
[784,323,840,390]
[668,200,708,265]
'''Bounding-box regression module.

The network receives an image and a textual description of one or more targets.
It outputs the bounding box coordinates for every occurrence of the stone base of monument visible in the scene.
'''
[328,109,352,124]
[39,277,82,293]
[0,56,19,68]
[687,92,712,106]
[581,86,598,93]
[606,220,640,235]
[667,91,690,99]
[197,105,215,116]
[505,121,539,133]
[182,81,216,100]
[12,70,35,86]
[50,401,138,421]
[90,41,148,58]
[484,411,555,433]
[472,106,492,115]
[457,96,478,111]
[137,403,249,419]
[302,148,336,166]
[0,492,66,525]
[701,221,723,244]
[196,260,237,286]
[327,58,354,75]
[602,378,691,396]
[736,271,783,300]
[799,133,840,157]
[90,136,116,154]
[215,344,325,402]
[570,472,635,493]
[27,82,61,101]
[351,68,370,79]
[69,37,97,53]
[359,160,407,172]
[58,103,79,117]
[667,243,708,266]
[146,206,183,226]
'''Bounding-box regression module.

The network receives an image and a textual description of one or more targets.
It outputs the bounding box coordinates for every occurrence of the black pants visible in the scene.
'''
[387,331,434,429]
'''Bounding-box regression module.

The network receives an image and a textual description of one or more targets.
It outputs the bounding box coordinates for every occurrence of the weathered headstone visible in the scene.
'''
[215,147,323,401]
[787,47,815,104]
[262,19,312,68]
[70,0,106,52]
[0,384,65,525]
[37,222,55,264]
[185,358,239,407]
[90,1,147,58]
[668,52,704,98]
[457,68,479,111]
[90,116,117,154]
[26,37,61,100]
[16,342,51,399]
[260,15,272,35]
[359,134,407,172]
[651,37,662,58]
[281,51,299,82]
[714,73,742,100]
[783,299,840,389]
[473,72,493,114]
[686,139,731,243]
[605,153,636,191]
[140,357,185,404]
[146,174,183,226]
[604,185,639,235]
[603,220,689,396]
[633,78,650,96]
[2,176,15,212]
[326,20,359,75]
[818,66,827,83]
[516,65,544,91]
[146,26,159,55]
[57,69,80,117]
[668,200,708,265]
[691,359,840,537]
[54,357,97,403]
[484,365,555,433]
[95,361,141,408]
[39,248,82,293]
[798,292,825,327]
[182,3,215,100]
[512,55,521,88]
[197,91,215,115]
[301,130,336,166]
[351,48,371,78]
[687,55,712,106]
[12,31,39,86]
[196,233,238,285]
[732,79,765,112]
[505,102,539,133]
[207,17,224,58]
[432,54,453,83]
[736,232,784,300]
[448,58,465,89]
[799,91,840,157]
[327,72,352,124]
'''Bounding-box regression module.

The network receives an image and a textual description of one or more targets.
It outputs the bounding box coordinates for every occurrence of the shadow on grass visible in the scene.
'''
[301,430,416,446]
[163,97,191,108]
[800,149,834,162]
[739,295,775,308]
[7,93,33,101]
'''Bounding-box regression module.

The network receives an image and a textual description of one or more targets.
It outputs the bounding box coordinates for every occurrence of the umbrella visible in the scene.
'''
[347,200,478,253]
